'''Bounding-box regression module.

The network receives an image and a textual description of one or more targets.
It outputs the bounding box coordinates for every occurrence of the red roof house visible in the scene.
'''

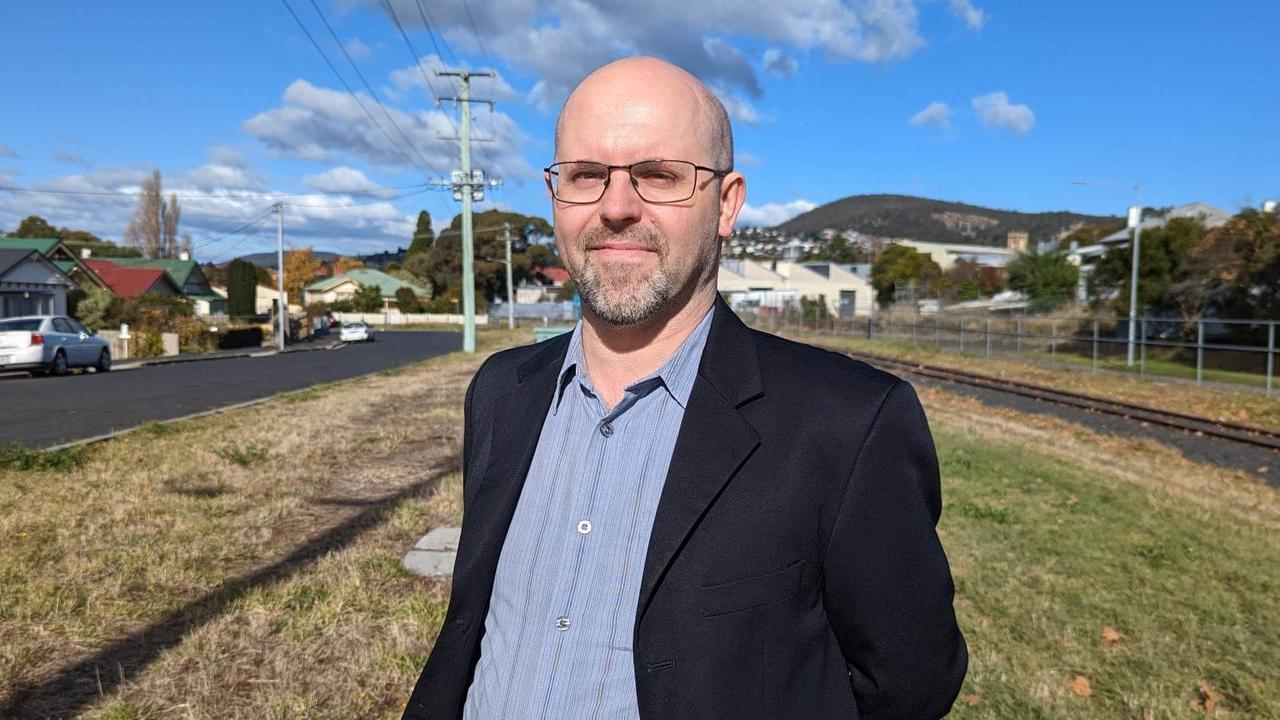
[84,259,183,298]
[539,266,570,286]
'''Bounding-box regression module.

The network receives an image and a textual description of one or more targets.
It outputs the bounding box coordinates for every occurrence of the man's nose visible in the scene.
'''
[598,167,643,228]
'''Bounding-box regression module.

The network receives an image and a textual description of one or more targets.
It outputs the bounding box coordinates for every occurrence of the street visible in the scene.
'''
[0,330,462,448]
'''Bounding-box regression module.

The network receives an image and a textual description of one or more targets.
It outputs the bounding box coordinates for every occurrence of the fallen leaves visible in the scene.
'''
[1070,674,1093,697]
[1190,682,1224,715]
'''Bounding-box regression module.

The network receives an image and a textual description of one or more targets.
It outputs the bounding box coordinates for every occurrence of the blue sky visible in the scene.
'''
[1,1,1277,260]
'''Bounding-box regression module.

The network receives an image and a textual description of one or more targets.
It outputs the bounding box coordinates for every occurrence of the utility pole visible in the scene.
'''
[275,201,287,351]
[503,222,514,329]
[1126,202,1142,366]
[436,69,495,353]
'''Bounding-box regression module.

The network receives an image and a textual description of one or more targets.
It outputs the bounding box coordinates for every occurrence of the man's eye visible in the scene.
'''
[568,170,606,184]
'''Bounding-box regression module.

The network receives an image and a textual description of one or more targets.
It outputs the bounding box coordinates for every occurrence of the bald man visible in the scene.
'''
[402,57,967,720]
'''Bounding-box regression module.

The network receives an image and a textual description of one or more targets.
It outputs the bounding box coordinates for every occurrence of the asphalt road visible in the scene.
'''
[1,330,462,449]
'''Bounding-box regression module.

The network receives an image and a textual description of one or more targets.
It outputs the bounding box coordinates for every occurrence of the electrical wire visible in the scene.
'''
[0,182,429,200]
[279,0,430,174]
[191,207,278,251]
[382,0,444,104]
[459,0,492,64]
[304,0,436,174]
[290,186,432,209]
[414,0,456,65]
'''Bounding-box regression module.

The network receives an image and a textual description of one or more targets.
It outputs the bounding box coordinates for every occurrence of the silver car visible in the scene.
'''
[0,315,112,376]
[338,320,375,343]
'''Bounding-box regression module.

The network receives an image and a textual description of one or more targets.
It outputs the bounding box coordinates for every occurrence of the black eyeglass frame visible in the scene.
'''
[543,160,732,204]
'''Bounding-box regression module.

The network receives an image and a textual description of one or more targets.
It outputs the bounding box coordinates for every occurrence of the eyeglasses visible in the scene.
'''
[544,160,731,204]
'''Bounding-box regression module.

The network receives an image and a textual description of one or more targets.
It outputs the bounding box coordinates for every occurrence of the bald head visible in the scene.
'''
[555,57,733,171]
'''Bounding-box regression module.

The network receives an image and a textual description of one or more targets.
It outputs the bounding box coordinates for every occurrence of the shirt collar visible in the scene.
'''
[552,304,715,414]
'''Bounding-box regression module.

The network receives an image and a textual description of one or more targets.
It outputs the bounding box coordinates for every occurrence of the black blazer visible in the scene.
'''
[403,298,967,720]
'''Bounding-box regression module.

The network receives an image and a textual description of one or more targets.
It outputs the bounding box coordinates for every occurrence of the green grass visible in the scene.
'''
[936,423,1280,718]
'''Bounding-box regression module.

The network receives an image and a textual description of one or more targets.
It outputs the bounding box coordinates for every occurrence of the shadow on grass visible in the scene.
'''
[2,454,458,719]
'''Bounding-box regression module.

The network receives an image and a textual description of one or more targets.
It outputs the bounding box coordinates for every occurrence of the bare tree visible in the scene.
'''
[123,170,183,258]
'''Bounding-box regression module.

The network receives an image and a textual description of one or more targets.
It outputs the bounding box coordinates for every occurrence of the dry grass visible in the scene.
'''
[775,328,1280,435]
[0,328,527,719]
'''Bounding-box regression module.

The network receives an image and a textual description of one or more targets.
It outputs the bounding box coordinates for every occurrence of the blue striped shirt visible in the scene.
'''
[462,306,715,720]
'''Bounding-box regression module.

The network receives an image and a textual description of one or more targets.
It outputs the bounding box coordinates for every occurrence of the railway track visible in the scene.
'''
[828,346,1280,453]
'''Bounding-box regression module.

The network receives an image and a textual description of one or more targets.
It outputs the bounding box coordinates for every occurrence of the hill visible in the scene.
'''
[774,194,1121,246]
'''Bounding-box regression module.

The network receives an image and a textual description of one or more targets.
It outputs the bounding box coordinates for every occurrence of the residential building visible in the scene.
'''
[718,259,874,317]
[889,238,1019,271]
[304,268,430,310]
[0,237,112,293]
[107,254,226,315]
[0,248,77,318]
[84,259,183,298]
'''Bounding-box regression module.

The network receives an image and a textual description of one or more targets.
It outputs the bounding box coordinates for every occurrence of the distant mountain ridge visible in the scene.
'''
[775,194,1121,246]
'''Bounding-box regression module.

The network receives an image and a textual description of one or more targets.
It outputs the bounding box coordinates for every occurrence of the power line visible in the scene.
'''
[0,182,429,200]
[292,186,432,208]
[305,0,437,174]
[279,0,430,173]
[382,0,443,104]
[459,0,492,64]
[191,207,277,250]
[413,0,455,64]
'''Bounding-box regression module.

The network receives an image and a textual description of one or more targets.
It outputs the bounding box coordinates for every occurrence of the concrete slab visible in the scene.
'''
[413,526,461,552]
[403,526,461,577]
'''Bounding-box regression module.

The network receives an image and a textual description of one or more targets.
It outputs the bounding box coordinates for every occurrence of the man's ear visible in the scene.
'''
[717,172,747,237]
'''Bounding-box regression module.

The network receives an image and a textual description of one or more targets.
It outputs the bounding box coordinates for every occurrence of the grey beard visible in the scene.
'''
[573,226,673,326]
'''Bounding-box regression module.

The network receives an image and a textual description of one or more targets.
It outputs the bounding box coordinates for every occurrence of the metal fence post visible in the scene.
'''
[1196,320,1205,385]
[986,318,992,358]
[1140,319,1147,377]
[911,316,917,344]
[1268,322,1276,398]
[936,317,941,350]
[1016,318,1023,357]
[959,318,965,353]
[1092,319,1100,372]
[1051,319,1058,365]
[866,315,873,340]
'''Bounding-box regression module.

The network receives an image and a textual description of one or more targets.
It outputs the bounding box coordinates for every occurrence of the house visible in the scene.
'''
[888,238,1020,271]
[515,266,571,303]
[84,259,183,298]
[718,259,875,317]
[107,255,226,315]
[0,237,112,293]
[209,283,300,315]
[303,268,430,310]
[0,249,77,318]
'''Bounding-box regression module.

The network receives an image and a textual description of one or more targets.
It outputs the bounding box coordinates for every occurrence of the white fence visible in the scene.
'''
[96,329,179,360]
[332,311,465,326]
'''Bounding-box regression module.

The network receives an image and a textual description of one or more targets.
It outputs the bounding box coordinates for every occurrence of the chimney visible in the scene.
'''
[80,248,92,259]
[179,251,190,261]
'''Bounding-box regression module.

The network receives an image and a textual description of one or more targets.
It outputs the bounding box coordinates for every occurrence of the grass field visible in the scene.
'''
[1,326,1277,718]
[774,327,1280,435]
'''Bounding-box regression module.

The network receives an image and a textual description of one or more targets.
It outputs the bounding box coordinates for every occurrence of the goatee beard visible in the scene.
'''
[572,226,672,326]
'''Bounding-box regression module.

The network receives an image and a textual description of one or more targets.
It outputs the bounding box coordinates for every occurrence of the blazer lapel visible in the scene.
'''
[461,335,569,589]
[637,299,764,622]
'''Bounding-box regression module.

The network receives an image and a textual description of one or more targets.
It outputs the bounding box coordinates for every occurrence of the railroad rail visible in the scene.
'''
[827,345,1280,452]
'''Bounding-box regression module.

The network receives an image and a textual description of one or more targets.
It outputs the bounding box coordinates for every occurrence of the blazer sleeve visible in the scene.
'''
[821,380,968,719]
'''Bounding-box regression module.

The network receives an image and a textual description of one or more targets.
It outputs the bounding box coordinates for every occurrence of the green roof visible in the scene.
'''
[306,268,428,298]
[0,237,60,254]
[53,260,77,274]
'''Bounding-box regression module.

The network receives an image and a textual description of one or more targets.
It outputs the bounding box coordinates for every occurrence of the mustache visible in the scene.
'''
[579,226,665,252]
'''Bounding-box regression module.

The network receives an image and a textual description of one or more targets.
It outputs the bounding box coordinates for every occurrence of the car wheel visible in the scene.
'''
[49,351,68,377]
[95,349,112,373]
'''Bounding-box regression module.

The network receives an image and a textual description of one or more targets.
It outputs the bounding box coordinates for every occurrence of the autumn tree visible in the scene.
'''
[123,170,184,258]
[1177,209,1280,321]
[333,256,365,275]
[282,247,323,307]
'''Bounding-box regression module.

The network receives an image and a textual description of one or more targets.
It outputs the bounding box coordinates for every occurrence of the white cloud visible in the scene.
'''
[735,151,766,168]
[389,55,519,102]
[763,48,799,78]
[972,91,1034,134]
[947,0,986,31]
[344,37,372,60]
[736,199,817,227]
[371,0,931,113]
[909,101,952,130]
[53,150,95,168]
[0,144,17,159]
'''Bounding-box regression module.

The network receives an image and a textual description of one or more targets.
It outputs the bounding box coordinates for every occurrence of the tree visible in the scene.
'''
[1089,217,1205,316]
[353,283,384,312]
[423,209,555,300]
[73,287,121,331]
[282,247,323,307]
[408,211,435,255]
[11,215,59,238]
[394,286,423,313]
[1178,209,1280,320]
[800,234,869,264]
[1007,249,1079,313]
[123,170,183,258]
[333,256,365,275]
[870,244,942,304]
[226,259,258,318]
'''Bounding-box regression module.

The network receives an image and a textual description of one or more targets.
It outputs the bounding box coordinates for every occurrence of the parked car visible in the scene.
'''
[0,315,112,376]
[339,320,375,343]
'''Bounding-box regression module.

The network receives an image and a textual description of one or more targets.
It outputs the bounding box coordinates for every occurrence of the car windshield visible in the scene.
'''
[0,319,43,332]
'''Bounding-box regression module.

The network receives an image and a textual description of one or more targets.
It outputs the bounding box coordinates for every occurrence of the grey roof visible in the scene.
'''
[1100,202,1233,244]
[0,248,39,277]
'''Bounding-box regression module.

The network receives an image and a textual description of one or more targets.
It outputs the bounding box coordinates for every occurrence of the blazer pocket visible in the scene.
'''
[700,559,804,617]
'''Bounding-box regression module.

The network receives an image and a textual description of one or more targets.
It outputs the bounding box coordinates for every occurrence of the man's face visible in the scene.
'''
[550,72,731,326]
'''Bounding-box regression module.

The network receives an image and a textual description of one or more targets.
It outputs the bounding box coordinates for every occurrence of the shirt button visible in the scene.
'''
[600,422,614,437]
[577,520,592,535]
[555,616,571,631]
